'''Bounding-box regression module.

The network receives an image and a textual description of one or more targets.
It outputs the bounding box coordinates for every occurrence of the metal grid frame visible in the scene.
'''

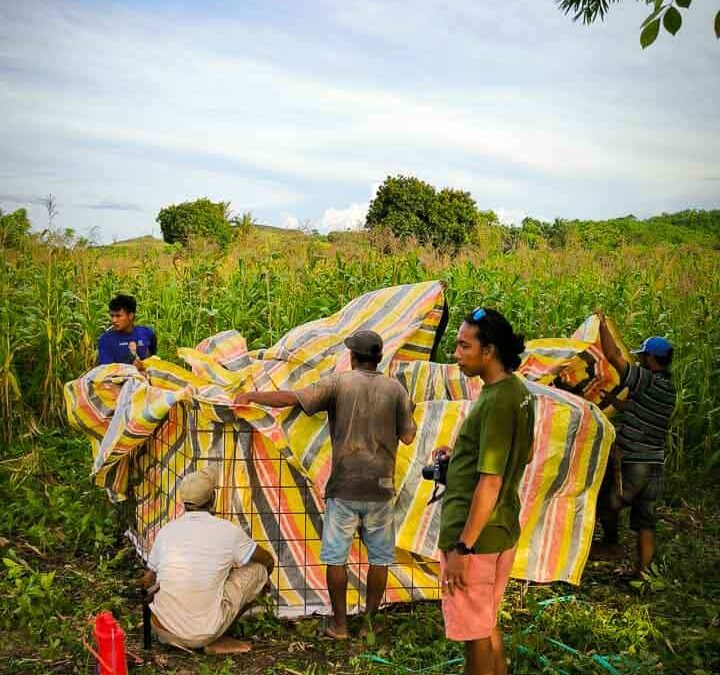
[124,403,441,616]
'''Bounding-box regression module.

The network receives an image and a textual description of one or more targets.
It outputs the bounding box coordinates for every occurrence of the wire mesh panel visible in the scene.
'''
[125,402,442,617]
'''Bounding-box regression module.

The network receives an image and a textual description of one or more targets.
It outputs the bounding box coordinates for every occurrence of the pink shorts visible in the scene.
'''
[440,547,517,641]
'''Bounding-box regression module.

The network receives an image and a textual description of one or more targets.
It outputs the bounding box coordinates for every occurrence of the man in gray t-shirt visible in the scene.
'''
[594,314,676,577]
[235,330,416,639]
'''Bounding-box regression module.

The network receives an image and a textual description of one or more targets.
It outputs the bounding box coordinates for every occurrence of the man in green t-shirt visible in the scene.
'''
[436,308,534,675]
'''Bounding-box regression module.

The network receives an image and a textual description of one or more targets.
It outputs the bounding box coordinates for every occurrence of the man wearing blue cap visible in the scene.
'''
[594,315,676,576]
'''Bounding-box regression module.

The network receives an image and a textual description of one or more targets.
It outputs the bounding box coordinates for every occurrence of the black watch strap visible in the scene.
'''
[454,541,473,555]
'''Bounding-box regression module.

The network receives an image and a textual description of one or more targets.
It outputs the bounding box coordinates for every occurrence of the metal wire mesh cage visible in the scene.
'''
[123,402,441,617]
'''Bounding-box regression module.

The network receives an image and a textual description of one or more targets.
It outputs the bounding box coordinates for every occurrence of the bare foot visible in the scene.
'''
[323,623,349,641]
[358,616,385,639]
[203,637,252,655]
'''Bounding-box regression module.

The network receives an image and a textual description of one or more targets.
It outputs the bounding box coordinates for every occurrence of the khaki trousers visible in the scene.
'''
[153,562,268,649]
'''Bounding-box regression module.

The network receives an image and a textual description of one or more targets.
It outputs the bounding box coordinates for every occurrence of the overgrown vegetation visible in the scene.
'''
[1,434,717,674]
[1,207,719,673]
[2,208,719,469]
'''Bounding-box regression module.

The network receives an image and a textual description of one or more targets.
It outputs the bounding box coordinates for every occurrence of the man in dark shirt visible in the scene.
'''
[595,315,676,576]
[97,294,157,369]
[234,331,416,639]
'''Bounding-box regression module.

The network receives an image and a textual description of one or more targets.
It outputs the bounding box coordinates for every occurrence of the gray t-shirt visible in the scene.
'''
[296,369,416,501]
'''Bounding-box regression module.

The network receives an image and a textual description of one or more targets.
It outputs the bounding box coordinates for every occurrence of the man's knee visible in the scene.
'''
[225,562,269,607]
[242,562,269,595]
[629,501,658,532]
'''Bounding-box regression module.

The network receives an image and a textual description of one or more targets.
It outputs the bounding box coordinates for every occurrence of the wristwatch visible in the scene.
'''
[454,541,473,555]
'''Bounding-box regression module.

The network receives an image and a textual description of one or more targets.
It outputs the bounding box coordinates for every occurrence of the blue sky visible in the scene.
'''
[1,0,718,242]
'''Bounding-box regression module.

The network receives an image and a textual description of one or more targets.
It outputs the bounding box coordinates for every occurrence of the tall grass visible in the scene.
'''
[2,229,718,472]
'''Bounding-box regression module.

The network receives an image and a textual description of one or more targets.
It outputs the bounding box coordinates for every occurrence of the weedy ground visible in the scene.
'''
[1,434,718,675]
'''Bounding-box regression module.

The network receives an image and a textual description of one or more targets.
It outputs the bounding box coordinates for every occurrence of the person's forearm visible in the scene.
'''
[599,319,625,372]
[245,391,299,407]
[458,474,503,548]
[400,422,417,445]
[250,545,276,574]
[137,569,157,590]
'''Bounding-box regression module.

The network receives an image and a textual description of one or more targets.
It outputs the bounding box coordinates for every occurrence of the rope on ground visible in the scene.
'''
[359,594,631,674]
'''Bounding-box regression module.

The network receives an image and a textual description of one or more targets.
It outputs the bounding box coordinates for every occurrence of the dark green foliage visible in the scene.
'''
[557,0,620,25]
[156,198,232,248]
[641,16,661,48]
[366,175,436,240]
[0,208,32,249]
[0,433,121,646]
[504,209,720,250]
[366,175,482,250]
[558,0,715,46]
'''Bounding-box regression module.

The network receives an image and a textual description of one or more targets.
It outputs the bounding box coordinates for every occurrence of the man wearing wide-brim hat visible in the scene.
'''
[594,315,677,578]
[140,468,275,654]
[235,330,417,639]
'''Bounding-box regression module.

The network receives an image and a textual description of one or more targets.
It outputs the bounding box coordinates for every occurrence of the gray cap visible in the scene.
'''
[343,330,383,358]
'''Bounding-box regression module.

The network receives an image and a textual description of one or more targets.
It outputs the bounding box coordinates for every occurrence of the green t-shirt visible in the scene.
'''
[438,374,535,553]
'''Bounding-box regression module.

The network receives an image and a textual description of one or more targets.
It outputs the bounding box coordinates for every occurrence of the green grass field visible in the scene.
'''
[1,223,719,673]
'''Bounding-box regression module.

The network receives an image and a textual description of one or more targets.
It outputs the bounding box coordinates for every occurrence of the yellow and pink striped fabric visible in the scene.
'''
[65,281,620,615]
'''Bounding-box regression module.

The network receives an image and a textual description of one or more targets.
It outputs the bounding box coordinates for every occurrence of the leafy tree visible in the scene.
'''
[367,176,436,241]
[557,0,720,47]
[366,175,480,250]
[0,208,32,249]
[156,198,232,248]
[431,188,481,250]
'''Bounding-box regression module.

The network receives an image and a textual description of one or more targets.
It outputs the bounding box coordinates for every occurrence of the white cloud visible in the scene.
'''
[495,208,527,227]
[0,0,718,242]
[319,202,369,232]
[280,213,302,230]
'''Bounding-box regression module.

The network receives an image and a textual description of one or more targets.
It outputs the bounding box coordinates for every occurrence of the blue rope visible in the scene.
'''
[360,593,632,674]
[360,654,464,674]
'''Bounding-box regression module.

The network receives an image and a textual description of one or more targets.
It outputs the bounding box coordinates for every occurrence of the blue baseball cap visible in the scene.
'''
[631,336,673,358]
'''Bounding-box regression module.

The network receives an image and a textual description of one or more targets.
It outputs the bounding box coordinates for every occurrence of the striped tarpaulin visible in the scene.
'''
[65,281,619,615]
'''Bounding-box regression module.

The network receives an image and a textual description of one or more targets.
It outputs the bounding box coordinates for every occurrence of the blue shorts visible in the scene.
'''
[321,498,396,566]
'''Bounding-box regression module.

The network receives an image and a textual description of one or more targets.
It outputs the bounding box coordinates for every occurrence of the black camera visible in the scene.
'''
[421,453,449,485]
[422,452,449,505]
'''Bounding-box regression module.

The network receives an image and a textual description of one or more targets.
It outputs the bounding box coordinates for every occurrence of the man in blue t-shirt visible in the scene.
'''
[97,294,157,369]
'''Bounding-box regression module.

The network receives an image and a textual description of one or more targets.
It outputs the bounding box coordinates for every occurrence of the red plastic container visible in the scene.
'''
[93,611,128,675]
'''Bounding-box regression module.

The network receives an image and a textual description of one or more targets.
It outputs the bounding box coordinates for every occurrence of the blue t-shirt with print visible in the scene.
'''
[97,326,157,365]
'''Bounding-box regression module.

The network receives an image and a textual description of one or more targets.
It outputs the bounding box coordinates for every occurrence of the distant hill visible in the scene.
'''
[105,235,167,248]
[510,209,720,250]
[253,222,303,235]
[100,210,720,252]
[104,224,305,248]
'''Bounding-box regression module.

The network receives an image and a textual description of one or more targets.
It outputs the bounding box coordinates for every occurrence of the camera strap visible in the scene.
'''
[427,483,446,505]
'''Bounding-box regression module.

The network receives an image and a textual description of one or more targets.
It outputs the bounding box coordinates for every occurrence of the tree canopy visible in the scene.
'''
[557,0,720,48]
[365,175,485,250]
[156,198,233,248]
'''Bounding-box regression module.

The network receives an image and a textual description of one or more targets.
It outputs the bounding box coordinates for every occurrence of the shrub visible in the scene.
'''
[366,175,483,251]
[156,198,232,249]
